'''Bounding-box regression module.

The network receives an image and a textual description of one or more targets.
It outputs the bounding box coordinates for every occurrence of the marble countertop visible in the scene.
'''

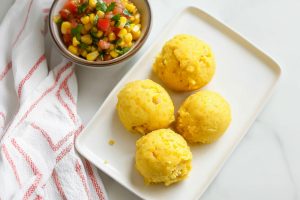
[1,0,299,199]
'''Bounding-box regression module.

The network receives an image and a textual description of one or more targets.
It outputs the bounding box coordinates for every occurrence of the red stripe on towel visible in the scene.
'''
[56,143,72,163]
[0,112,5,120]
[42,8,50,13]
[52,170,67,200]
[31,123,74,151]
[12,0,34,47]
[63,84,76,105]
[55,125,83,163]
[11,139,42,200]
[75,161,91,200]
[17,62,72,127]
[2,144,21,186]
[18,54,46,98]
[56,70,76,124]
[0,61,12,81]
[85,160,106,200]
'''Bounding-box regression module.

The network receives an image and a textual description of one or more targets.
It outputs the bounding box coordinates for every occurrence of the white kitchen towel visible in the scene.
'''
[0,0,108,199]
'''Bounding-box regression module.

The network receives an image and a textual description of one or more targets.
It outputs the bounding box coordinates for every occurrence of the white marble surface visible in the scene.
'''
[1,0,300,199]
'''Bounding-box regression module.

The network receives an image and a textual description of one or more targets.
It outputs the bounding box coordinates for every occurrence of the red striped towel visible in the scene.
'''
[0,0,108,199]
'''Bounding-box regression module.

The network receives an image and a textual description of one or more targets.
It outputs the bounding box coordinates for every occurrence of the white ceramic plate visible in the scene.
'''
[76,7,281,200]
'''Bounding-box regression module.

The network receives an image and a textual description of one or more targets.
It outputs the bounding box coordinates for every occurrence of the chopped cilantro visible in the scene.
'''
[71,24,83,40]
[116,47,131,55]
[106,2,116,12]
[78,43,88,49]
[78,2,88,14]
[93,15,99,25]
[99,51,105,60]
[124,20,131,27]
[92,37,100,46]
[111,14,121,22]
[116,39,122,45]
[96,1,107,12]
[90,30,98,38]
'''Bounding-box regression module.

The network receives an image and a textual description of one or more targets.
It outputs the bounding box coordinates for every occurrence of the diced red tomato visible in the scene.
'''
[97,18,110,31]
[70,19,78,28]
[116,2,124,9]
[63,34,72,45]
[98,40,111,49]
[104,12,114,19]
[111,27,120,35]
[103,0,114,3]
[104,26,111,36]
[113,6,123,15]
[103,54,112,61]
[64,0,78,14]
[59,9,70,20]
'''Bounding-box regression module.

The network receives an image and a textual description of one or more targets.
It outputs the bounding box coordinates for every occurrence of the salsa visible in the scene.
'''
[54,0,142,61]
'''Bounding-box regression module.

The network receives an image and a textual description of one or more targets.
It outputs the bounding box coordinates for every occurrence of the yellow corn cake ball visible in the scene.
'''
[153,34,216,91]
[135,129,192,186]
[176,91,231,144]
[117,79,175,135]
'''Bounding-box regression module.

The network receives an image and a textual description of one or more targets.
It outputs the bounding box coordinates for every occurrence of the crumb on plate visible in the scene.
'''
[108,139,115,145]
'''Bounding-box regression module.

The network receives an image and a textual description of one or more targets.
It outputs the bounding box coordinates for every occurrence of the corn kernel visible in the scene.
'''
[109,44,115,50]
[89,13,95,23]
[96,31,103,38]
[86,51,99,61]
[125,42,133,47]
[134,14,140,24]
[132,24,141,32]
[131,25,141,40]
[97,11,105,18]
[132,30,141,40]
[108,32,116,41]
[86,46,92,52]
[89,0,97,8]
[81,34,93,45]
[124,33,132,43]
[84,23,92,31]
[53,15,61,23]
[125,3,136,14]
[118,28,128,38]
[72,37,80,47]
[118,40,126,48]
[61,21,71,34]
[91,27,98,33]
[110,50,119,58]
[81,50,88,58]
[118,16,127,28]
[91,46,97,52]
[126,24,135,32]
[68,45,78,55]
[81,16,90,25]
[129,16,135,22]
[81,28,88,35]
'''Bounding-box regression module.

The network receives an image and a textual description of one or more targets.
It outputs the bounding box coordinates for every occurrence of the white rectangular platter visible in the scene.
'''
[76,7,281,200]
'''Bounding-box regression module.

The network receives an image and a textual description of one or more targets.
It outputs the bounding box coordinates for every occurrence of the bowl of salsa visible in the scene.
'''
[49,0,151,67]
